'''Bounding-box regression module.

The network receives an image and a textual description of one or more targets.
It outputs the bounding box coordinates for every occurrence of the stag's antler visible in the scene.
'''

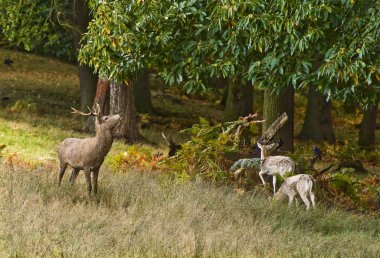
[71,105,100,116]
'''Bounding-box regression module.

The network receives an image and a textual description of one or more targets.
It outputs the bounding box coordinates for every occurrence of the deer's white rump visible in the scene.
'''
[274,174,316,210]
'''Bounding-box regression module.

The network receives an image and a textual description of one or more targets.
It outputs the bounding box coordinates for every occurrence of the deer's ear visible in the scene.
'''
[267,142,276,150]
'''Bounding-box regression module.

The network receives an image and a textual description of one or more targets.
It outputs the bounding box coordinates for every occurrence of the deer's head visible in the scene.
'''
[71,104,122,133]
[256,142,276,159]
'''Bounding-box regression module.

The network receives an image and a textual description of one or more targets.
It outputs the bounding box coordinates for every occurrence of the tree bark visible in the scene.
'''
[359,95,378,147]
[87,78,110,132]
[70,0,97,116]
[263,87,294,152]
[134,69,153,113]
[214,77,228,107]
[224,79,253,121]
[300,84,335,143]
[110,80,141,143]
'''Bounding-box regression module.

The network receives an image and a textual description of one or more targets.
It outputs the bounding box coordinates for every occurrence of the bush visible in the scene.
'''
[106,144,164,173]
[161,116,261,183]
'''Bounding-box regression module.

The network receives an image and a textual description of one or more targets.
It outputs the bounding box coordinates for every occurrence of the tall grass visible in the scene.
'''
[1,165,379,257]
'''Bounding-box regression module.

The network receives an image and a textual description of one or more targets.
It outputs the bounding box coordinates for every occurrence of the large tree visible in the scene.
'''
[69,0,98,114]
[300,84,335,143]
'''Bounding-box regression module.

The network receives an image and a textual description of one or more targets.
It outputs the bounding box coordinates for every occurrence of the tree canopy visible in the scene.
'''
[79,0,379,105]
[0,0,75,61]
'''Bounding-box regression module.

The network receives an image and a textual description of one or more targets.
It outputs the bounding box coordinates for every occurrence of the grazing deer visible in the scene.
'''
[161,133,181,157]
[58,105,121,194]
[274,174,316,210]
[257,142,296,194]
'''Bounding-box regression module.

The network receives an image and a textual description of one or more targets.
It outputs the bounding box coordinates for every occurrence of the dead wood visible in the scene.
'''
[258,112,288,144]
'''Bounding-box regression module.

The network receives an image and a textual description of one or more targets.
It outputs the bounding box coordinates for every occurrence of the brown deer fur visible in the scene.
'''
[58,106,121,194]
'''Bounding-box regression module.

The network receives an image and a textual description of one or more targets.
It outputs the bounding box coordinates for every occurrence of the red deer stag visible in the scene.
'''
[58,105,121,194]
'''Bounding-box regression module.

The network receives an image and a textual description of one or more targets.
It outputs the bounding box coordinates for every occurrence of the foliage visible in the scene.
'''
[162,116,261,183]
[317,1,380,106]
[318,171,380,211]
[106,144,164,172]
[325,142,380,165]
[80,0,379,105]
[0,0,75,60]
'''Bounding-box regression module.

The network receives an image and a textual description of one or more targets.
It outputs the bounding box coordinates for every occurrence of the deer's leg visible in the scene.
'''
[299,191,310,210]
[258,170,266,185]
[69,168,80,185]
[288,194,295,206]
[309,191,316,209]
[84,168,92,195]
[272,175,277,195]
[58,163,67,187]
[92,168,100,194]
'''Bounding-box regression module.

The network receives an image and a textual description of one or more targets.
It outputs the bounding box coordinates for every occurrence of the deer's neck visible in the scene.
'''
[94,130,114,156]
[260,148,267,160]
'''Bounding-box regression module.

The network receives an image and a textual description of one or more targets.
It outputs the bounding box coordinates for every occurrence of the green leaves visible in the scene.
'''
[0,0,74,61]
[79,0,379,105]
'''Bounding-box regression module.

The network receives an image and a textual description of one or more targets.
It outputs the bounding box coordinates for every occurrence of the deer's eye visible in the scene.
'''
[104,117,108,121]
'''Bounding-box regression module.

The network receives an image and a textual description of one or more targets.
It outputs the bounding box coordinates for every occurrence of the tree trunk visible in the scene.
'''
[86,78,110,132]
[224,79,253,121]
[359,96,379,147]
[300,84,335,143]
[134,69,153,113]
[214,77,228,107]
[110,80,141,143]
[263,87,294,152]
[70,0,97,116]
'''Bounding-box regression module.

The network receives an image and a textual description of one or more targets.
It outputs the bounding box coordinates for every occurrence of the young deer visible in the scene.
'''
[58,105,121,194]
[257,142,295,194]
[274,174,316,210]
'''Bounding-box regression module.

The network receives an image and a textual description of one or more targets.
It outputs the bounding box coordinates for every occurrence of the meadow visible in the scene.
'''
[0,49,380,257]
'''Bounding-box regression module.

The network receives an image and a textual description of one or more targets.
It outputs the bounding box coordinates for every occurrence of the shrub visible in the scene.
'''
[106,144,164,173]
[161,115,262,183]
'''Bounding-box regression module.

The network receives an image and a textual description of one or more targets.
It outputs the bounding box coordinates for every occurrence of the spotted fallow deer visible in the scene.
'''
[257,142,296,194]
[274,174,316,210]
[58,105,121,194]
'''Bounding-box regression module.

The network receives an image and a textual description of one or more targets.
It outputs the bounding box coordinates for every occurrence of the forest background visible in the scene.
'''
[0,0,379,256]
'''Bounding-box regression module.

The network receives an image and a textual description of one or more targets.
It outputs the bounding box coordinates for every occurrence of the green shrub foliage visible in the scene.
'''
[162,116,261,183]
[0,0,75,61]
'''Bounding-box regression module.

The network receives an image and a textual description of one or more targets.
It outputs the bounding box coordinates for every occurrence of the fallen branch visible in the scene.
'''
[258,112,288,144]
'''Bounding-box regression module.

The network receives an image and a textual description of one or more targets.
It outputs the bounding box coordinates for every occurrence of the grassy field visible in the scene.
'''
[1,165,380,257]
[1,49,380,257]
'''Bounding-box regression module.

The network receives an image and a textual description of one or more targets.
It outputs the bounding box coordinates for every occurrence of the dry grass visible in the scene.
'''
[1,165,379,257]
